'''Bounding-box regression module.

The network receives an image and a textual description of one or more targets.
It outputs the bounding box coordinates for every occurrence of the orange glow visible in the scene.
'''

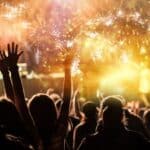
[0,0,149,97]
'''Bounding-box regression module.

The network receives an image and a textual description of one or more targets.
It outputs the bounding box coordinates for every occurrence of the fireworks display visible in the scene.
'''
[0,0,150,96]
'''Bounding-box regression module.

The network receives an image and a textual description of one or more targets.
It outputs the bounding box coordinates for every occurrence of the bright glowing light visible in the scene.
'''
[3,13,15,20]
[121,52,129,63]
[35,49,41,65]
[139,69,150,93]
[71,58,81,75]
[87,32,98,38]
[2,4,23,20]
[140,47,147,54]
[0,0,149,97]
[105,17,114,26]
[100,64,139,94]
[131,12,141,21]
[67,40,74,48]
[117,10,124,17]
[92,49,103,61]
[21,21,31,29]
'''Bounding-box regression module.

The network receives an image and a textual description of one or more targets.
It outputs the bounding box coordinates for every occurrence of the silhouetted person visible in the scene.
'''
[124,108,149,138]
[28,94,57,149]
[0,43,40,149]
[28,52,73,150]
[144,109,150,138]
[0,42,73,150]
[78,96,150,150]
[0,50,15,101]
[138,107,146,119]
[73,101,98,150]
[0,98,32,145]
[0,126,34,150]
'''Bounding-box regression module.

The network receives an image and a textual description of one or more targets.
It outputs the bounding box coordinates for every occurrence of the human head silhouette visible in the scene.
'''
[0,97,25,137]
[144,109,150,126]
[28,93,57,144]
[100,96,124,128]
[82,101,98,121]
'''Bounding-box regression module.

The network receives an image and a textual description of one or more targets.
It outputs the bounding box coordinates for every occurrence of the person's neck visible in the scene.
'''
[103,122,124,131]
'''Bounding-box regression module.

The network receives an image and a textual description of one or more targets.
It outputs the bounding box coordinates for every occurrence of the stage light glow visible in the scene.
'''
[0,0,149,98]
[139,69,150,94]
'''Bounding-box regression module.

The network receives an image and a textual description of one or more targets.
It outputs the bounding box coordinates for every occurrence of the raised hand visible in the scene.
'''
[5,42,23,69]
[0,50,8,73]
[74,89,80,99]
[56,48,74,142]
[0,49,15,101]
[5,42,39,147]
[64,50,75,68]
[73,89,82,119]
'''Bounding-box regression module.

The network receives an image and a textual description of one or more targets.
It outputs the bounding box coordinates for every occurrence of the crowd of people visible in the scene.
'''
[0,42,150,150]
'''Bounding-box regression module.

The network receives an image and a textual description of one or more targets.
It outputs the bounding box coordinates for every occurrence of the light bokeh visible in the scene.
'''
[0,0,149,97]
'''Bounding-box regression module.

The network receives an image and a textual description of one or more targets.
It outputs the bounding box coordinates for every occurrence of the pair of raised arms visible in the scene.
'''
[0,43,23,101]
[0,42,75,150]
[0,43,39,147]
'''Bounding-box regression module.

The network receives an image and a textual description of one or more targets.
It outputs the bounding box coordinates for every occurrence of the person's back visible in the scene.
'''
[28,93,57,149]
[124,109,149,138]
[78,125,150,150]
[143,109,150,138]
[74,120,97,148]
[78,96,150,150]
[0,133,34,150]
[0,98,33,145]
[73,101,98,150]
[0,127,34,150]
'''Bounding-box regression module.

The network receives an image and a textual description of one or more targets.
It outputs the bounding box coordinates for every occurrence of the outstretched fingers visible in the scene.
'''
[2,51,6,59]
[7,42,22,57]
[0,51,3,59]
[12,42,15,53]
[15,44,18,54]
[18,51,23,57]
[0,51,6,60]
[7,43,11,55]
[7,42,18,54]
[5,42,23,66]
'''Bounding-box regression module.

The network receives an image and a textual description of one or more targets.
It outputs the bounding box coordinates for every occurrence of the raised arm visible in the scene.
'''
[4,42,40,148]
[0,51,14,101]
[59,53,73,120]
[5,43,28,118]
[49,53,73,150]
[73,90,82,119]
[70,89,82,119]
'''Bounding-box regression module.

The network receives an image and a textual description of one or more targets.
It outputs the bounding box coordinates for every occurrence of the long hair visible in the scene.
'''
[28,93,57,144]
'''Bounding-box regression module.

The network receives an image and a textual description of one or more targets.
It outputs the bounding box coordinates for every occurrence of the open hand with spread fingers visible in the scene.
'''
[5,42,23,69]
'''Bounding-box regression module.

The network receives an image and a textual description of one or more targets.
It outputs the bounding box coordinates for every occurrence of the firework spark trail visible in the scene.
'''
[0,0,149,96]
